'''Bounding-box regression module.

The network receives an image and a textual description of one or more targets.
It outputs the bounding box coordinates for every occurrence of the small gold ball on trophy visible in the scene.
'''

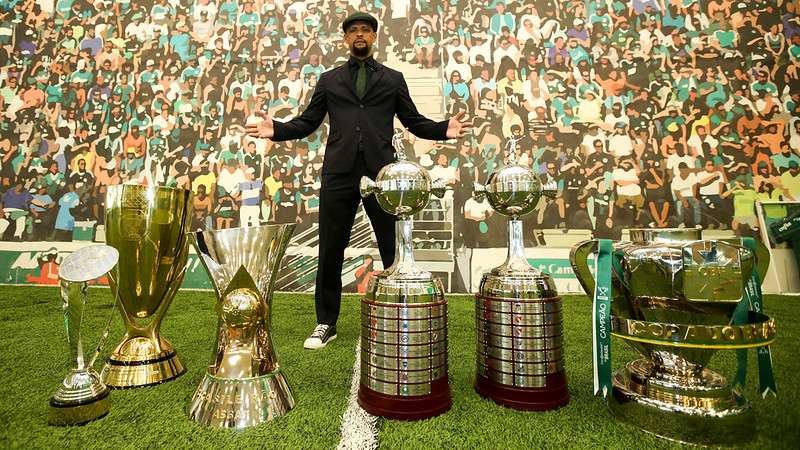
[221,289,261,328]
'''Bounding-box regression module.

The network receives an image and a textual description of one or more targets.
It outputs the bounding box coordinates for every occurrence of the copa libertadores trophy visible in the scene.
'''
[472,160,568,410]
[358,152,451,419]
[102,185,193,388]
[570,229,777,445]
[49,245,119,425]
[188,224,296,428]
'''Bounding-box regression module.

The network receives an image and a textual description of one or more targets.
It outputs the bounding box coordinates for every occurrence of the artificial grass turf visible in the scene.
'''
[0,287,798,449]
[0,287,360,450]
[378,294,800,450]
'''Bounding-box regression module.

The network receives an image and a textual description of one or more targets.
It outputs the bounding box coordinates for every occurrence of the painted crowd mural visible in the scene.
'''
[0,0,799,292]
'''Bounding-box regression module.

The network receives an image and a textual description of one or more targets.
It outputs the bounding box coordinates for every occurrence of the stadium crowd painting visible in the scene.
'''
[0,0,798,249]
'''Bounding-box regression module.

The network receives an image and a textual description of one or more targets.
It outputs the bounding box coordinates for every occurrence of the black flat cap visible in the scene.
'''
[342,12,378,32]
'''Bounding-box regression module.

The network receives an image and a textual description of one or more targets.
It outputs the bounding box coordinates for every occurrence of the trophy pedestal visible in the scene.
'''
[48,369,110,425]
[101,336,185,388]
[608,359,754,446]
[475,373,568,411]
[475,272,569,411]
[358,378,451,420]
[187,368,295,427]
[358,278,451,420]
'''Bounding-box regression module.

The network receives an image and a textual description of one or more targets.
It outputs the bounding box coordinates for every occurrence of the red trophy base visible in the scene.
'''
[475,371,569,411]
[358,378,452,420]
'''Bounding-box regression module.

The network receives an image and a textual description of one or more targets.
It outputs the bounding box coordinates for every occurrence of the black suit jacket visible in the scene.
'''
[272,59,449,176]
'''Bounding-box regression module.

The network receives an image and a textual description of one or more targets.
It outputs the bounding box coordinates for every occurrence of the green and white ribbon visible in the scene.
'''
[593,239,613,397]
[732,237,777,398]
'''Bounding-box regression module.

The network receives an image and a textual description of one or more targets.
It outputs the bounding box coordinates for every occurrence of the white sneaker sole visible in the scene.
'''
[304,334,337,350]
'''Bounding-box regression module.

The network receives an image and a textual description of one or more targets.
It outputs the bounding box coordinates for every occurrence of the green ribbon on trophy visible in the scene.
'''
[592,239,613,397]
[732,237,777,398]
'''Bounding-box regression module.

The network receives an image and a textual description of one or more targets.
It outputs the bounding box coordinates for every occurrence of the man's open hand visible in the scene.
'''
[446,111,473,139]
[245,111,275,139]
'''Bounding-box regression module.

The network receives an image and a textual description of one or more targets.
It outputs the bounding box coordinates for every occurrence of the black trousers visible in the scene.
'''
[316,155,396,326]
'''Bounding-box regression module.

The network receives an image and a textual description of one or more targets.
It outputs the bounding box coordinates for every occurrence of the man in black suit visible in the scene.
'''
[246,12,471,349]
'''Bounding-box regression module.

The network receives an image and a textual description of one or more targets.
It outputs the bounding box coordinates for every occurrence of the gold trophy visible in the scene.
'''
[49,245,119,425]
[188,224,296,428]
[570,229,776,445]
[101,185,193,388]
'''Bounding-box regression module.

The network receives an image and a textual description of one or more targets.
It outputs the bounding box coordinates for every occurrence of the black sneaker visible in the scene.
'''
[303,324,337,349]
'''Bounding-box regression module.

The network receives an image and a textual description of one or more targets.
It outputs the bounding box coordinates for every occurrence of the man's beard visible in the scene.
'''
[351,43,371,57]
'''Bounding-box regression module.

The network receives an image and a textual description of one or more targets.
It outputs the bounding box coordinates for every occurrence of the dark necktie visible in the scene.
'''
[356,60,367,98]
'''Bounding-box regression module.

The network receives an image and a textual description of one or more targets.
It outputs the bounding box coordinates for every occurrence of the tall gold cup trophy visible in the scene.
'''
[101,185,193,388]
[188,224,296,428]
[49,245,119,425]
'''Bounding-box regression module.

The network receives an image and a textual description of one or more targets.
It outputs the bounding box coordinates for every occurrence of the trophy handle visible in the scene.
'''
[570,239,598,299]
[752,240,770,282]
[472,182,486,202]
[721,238,771,283]
[430,178,449,199]
[360,176,378,198]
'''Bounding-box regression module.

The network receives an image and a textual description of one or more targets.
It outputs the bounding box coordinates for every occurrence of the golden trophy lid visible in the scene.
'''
[59,245,119,283]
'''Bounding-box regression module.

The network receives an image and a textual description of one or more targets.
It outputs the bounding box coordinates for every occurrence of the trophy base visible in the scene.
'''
[358,378,451,420]
[101,336,185,388]
[609,359,754,446]
[49,391,110,426]
[475,372,569,411]
[187,367,295,428]
[48,369,110,426]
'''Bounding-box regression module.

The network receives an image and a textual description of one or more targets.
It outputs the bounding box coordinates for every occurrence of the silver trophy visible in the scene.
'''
[472,159,568,410]
[49,245,119,425]
[358,153,451,420]
[187,224,296,428]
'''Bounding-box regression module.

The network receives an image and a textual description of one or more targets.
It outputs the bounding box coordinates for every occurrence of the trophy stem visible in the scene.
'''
[384,218,426,278]
[492,219,535,275]
[61,281,88,371]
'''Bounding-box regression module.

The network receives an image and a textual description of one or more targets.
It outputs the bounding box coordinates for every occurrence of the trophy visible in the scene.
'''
[358,156,451,419]
[188,224,296,428]
[472,162,568,410]
[570,229,776,445]
[49,245,118,425]
[102,184,193,388]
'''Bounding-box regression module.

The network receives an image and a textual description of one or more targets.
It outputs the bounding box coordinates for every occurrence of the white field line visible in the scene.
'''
[336,342,379,450]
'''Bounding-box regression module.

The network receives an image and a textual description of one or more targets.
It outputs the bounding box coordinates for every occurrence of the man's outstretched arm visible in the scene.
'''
[395,75,472,140]
[247,81,328,141]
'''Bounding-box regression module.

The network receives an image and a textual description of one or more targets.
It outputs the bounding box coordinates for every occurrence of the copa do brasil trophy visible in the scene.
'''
[358,153,451,419]
[102,184,193,388]
[49,245,119,425]
[570,228,777,445]
[472,159,569,410]
[187,224,296,428]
